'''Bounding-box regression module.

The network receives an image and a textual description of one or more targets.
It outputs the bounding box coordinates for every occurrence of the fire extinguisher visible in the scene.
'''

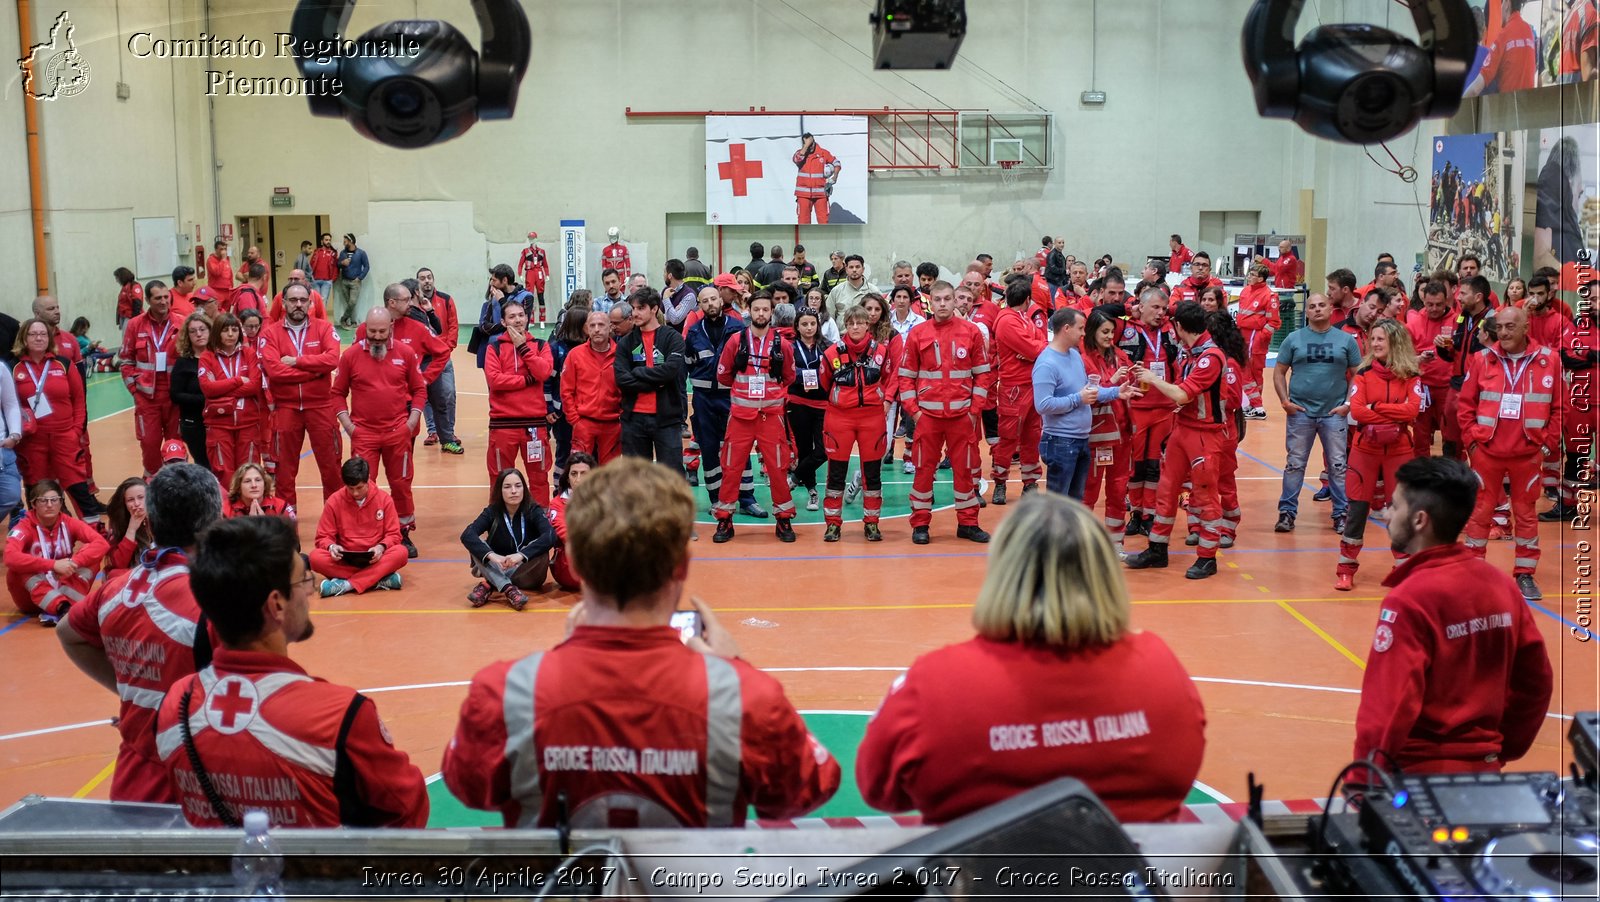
[195,245,204,270]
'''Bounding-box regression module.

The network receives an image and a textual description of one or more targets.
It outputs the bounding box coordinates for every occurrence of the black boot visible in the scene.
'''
[775,519,796,543]
[713,519,735,543]
[1125,544,1169,569]
[1185,557,1218,580]
[956,524,991,543]
[67,482,105,521]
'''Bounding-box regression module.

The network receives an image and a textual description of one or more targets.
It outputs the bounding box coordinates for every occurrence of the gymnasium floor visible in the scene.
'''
[1,340,1594,825]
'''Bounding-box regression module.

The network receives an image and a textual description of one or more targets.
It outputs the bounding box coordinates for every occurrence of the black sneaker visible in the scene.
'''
[824,523,841,543]
[1021,483,1038,495]
[1274,512,1295,533]
[1126,514,1148,537]
[687,470,699,487]
[938,458,952,470]
[775,520,796,543]
[956,525,991,543]
[911,526,930,545]
[1313,485,1333,502]
[992,483,1008,505]
[713,520,735,543]
[1516,574,1542,600]
[864,523,883,542]
[1185,558,1219,580]
[1331,514,1347,534]
[1124,545,1169,569]
[402,534,419,559]
[1539,503,1574,522]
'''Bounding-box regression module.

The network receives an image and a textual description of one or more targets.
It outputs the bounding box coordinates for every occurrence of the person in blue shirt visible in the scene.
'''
[1272,293,1362,534]
[332,233,371,329]
[1033,308,1142,499]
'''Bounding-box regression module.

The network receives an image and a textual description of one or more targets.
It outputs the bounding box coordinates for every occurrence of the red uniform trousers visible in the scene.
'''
[352,423,416,524]
[910,414,979,528]
[1217,436,1242,539]
[1463,449,1543,575]
[259,403,278,475]
[822,406,888,526]
[1150,427,1223,558]
[1083,437,1133,548]
[273,404,343,508]
[797,195,829,225]
[1338,441,1414,576]
[206,424,262,487]
[16,429,89,494]
[6,564,95,616]
[1244,334,1270,410]
[133,393,181,476]
[1437,386,1463,450]
[1541,444,1562,495]
[550,548,579,591]
[570,417,621,464]
[487,426,551,507]
[1129,408,1174,517]
[310,545,408,593]
[716,411,795,519]
[991,386,1042,487]
[1412,386,1450,457]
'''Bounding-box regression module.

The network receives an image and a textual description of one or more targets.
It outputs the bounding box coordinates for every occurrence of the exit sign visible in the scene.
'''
[270,195,294,208]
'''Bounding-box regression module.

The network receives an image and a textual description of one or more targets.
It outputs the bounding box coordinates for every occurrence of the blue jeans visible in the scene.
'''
[423,360,457,442]
[1279,412,1348,518]
[0,448,19,525]
[1039,434,1090,499]
[312,279,333,302]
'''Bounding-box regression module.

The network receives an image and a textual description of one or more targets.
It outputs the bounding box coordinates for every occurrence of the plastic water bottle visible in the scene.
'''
[232,810,284,898]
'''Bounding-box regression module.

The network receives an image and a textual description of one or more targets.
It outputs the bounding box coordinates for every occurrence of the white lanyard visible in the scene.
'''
[747,331,771,366]
[1498,352,1534,392]
[502,512,523,548]
[37,521,67,559]
[148,319,173,350]
[215,350,242,381]
[22,360,51,396]
[1136,325,1163,358]
[286,325,308,356]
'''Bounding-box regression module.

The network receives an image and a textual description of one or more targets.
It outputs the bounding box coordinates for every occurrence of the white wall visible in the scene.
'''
[4,0,1581,341]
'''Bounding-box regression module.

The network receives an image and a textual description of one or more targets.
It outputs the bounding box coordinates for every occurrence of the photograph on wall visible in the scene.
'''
[705,115,869,226]
[1464,0,1544,96]
[1427,132,1525,282]
[1535,0,1599,87]
[1530,125,1599,277]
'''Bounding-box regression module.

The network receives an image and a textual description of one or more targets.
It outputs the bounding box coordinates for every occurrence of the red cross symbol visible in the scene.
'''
[209,679,256,729]
[717,143,764,197]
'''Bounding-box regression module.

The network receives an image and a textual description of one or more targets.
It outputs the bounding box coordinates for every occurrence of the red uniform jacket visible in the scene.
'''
[898,317,991,418]
[1476,13,1538,93]
[1083,346,1135,444]
[820,335,897,410]
[423,291,460,351]
[441,627,840,828]
[309,247,339,282]
[1526,306,1574,355]
[1168,245,1194,272]
[1406,307,1458,389]
[205,254,233,295]
[519,247,549,291]
[266,290,327,323]
[6,512,107,582]
[1457,340,1563,456]
[1120,320,1180,414]
[1169,275,1224,307]
[1269,253,1300,289]
[198,346,265,430]
[104,535,150,578]
[12,355,83,433]
[118,282,145,320]
[1442,304,1496,387]
[968,299,1002,410]
[601,242,632,278]
[333,341,426,432]
[1355,544,1552,771]
[561,342,622,421]
[485,334,554,426]
[356,315,450,384]
[317,484,401,552]
[225,496,295,520]
[716,328,791,421]
[1235,283,1281,356]
[65,549,208,802]
[53,328,83,367]
[155,649,429,828]
[1347,362,1422,453]
[793,143,838,199]
[1172,337,1229,431]
[992,307,1048,397]
[119,312,181,398]
[857,633,1206,824]
[230,284,266,316]
[259,320,341,409]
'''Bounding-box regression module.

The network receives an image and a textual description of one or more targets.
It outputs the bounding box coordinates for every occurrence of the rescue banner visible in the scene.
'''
[560,220,586,300]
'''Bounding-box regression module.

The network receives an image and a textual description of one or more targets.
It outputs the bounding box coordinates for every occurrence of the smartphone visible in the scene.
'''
[669,610,703,644]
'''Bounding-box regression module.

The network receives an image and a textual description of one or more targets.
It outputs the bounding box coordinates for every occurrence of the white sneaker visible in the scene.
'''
[806,489,819,511]
[902,460,915,475]
[845,471,862,503]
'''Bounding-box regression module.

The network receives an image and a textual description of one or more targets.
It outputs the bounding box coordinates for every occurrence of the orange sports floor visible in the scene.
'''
[2,343,1595,814]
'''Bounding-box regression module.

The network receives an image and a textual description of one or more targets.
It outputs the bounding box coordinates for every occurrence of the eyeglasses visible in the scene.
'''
[33,496,62,506]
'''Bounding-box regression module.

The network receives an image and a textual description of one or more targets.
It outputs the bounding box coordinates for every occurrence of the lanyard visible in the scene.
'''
[36,520,67,559]
[1498,351,1534,392]
[286,325,308,356]
[128,546,187,596]
[215,350,242,381]
[22,360,51,396]
[1135,325,1163,359]
[148,319,173,351]
[747,331,771,365]
[502,512,523,548]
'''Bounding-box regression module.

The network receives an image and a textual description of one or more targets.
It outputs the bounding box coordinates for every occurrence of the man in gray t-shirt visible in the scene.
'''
[1272,293,1361,531]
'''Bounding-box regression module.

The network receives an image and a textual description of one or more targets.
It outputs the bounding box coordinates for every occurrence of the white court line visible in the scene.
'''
[0,719,114,742]
[1192,780,1235,804]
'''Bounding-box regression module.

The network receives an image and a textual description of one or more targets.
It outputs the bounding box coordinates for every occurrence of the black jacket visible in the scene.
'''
[170,357,205,422]
[614,325,688,424]
[461,502,557,560]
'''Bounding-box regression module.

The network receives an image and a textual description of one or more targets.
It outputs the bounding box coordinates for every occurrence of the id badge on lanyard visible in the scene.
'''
[1094,445,1115,466]
[1498,354,1532,420]
[24,362,52,419]
[1138,327,1165,380]
[801,368,819,391]
[526,427,544,463]
[749,374,767,398]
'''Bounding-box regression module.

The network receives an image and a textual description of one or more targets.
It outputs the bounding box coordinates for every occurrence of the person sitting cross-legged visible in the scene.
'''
[461,467,557,611]
[310,458,407,596]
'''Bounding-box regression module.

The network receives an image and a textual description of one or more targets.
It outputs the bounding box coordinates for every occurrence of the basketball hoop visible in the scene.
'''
[999,159,1020,186]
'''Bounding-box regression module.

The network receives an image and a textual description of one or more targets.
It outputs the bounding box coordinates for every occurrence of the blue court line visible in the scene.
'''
[0,617,34,637]
[1527,599,1590,637]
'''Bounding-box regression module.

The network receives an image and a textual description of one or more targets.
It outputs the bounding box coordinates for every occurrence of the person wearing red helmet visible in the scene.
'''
[518,232,551,321]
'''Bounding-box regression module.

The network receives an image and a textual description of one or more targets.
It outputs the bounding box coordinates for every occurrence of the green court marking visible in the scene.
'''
[423,712,1224,827]
[86,373,134,422]
[691,456,955,526]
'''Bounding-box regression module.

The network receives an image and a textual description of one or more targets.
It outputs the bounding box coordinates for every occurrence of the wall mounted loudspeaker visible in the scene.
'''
[288,0,531,149]
[1241,0,1477,144]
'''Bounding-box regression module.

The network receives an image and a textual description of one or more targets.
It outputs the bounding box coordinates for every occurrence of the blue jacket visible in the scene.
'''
[339,247,370,281]
[684,312,744,394]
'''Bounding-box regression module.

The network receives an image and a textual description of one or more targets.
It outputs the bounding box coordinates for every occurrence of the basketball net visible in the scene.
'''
[999,159,1020,187]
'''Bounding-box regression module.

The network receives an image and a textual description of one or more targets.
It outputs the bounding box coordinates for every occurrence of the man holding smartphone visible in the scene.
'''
[443,458,839,829]
[1406,280,1457,458]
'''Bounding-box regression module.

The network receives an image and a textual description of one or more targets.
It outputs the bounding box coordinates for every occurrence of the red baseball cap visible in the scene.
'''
[712,273,741,290]
[193,286,216,302]
[527,231,538,239]
[160,439,188,463]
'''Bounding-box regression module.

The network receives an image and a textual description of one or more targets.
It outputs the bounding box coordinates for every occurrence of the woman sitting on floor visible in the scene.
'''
[461,467,557,610]
[102,477,152,578]
[225,462,295,520]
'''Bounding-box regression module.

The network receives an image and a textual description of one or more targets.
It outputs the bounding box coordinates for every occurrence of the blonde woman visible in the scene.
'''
[857,493,1205,824]
[1336,318,1422,592]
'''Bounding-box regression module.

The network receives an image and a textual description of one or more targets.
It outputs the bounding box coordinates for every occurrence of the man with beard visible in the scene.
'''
[119,281,183,478]
[415,267,462,453]
[260,284,343,508]
[334,305,426,558]
[712,293,795,543]
[686,284,763,516]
